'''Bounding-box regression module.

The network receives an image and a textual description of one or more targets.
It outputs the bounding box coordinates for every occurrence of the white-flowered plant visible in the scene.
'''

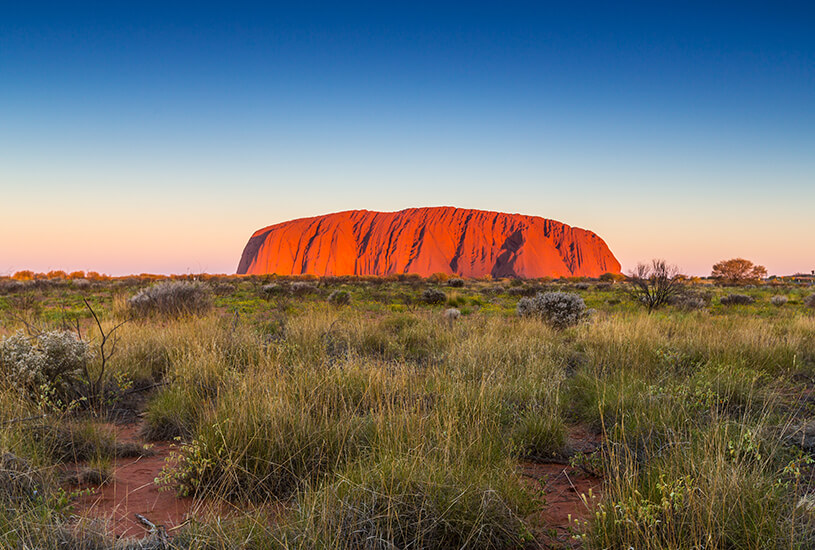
[0,330,91,402]
[517,291,586,329]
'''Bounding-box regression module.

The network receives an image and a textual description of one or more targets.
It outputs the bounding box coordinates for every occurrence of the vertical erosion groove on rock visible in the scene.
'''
[237,207,621,278]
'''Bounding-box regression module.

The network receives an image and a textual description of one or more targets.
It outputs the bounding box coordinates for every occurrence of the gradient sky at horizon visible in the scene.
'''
[2,1,813,276]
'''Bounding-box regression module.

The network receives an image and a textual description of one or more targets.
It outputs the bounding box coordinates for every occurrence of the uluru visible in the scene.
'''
[237,207,621,278]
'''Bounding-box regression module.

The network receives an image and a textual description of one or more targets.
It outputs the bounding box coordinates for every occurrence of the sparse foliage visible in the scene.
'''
[627,259,684,312]
[81,298,129,410]
[712,258,768,285]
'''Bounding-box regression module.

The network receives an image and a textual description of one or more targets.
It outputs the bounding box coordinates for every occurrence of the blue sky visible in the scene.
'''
[1,1,813,275]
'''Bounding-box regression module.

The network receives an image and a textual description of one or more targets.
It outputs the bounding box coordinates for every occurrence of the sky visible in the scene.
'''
[1,1,813,276]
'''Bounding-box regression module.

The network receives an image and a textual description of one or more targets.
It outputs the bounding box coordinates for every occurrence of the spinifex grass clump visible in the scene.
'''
[585,418,810,549]
[517,291,586,329]
[293,458,530,550]
[128,281,212,317]
[512,412,566,460]
[25,420,144,463]
[158,369,372,501]
[0,452,42,506]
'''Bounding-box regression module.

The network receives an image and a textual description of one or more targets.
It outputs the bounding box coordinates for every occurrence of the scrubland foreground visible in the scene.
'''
[0,274,814,549]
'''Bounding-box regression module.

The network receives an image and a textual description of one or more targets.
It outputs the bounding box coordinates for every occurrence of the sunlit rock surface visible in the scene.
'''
[237,207,621,278]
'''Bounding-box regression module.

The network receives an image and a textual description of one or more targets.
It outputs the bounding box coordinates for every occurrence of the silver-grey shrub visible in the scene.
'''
[260,283,285,298]
[328,290,351,306]
[447,278,465,288]
[770,295,788,307]
[129,281,212,317]
[517,291,586,329]
[290,282,317,295]
[0,330,91,401]
[805,294,815,309]
[421,288,447,305]
[720,294,755,306]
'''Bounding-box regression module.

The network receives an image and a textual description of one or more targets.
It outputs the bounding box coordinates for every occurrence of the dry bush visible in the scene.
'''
[259,283,285,298]
[770,295,788,307]
[128,281,212,317]
[516,291,586,329]
[421,288,447,305]
[670,290,711,311]
[328,289,351,306]
[291,281,317,295]
[720,293,755,306]
[0,280,24,294]
[442,308,461,322]
[0,452,42,505]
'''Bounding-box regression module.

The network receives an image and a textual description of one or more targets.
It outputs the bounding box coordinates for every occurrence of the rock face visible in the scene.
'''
[237,207,621,278]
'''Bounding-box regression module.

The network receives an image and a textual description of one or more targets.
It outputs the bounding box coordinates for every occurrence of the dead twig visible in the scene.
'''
[82,299,130,411]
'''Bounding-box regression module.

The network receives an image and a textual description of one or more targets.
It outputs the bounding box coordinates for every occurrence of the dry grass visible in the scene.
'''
[0,278,813,548]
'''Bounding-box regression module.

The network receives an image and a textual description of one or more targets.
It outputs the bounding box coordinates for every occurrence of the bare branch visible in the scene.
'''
[627,259,685,313]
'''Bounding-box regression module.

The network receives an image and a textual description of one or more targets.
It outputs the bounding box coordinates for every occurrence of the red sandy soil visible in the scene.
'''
[71,423,194,538]
[520,461,602,548]
[237,207,621,278]
[69,421,603,545]
[520,426,604,548]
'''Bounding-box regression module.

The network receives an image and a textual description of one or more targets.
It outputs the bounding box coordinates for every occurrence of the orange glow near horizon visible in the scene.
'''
[2,198,813,278]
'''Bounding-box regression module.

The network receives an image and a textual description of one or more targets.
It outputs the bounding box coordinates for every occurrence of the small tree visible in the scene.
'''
[711,258,767,285]
[627,259,684,313]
